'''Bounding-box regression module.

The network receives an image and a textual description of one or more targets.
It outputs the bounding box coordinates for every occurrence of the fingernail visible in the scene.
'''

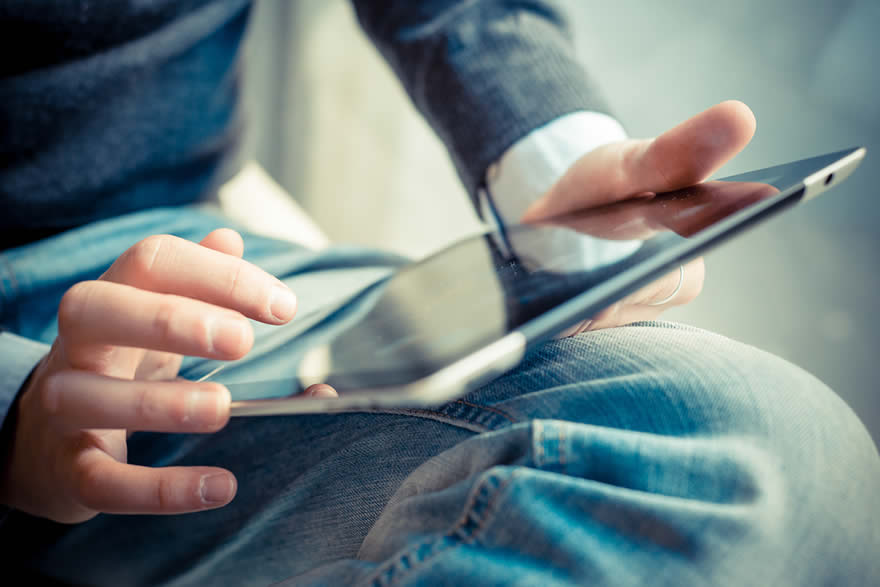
[269,285,297,322]
[210,317,249,356]
[188,387,228,428]
[305,385,338,398]
[200,473,234,505]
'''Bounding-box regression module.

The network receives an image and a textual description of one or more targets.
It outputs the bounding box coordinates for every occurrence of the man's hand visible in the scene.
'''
[0,229,299,523]
[522,100,757,331]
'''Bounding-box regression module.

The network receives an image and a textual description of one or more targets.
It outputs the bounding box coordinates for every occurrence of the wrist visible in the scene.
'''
[484,111,628,225]
[481,111,638,270]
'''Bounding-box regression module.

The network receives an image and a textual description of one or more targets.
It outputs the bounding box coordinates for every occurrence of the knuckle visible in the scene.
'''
[125,235,170,280]
[226,262,245,300]
[152,297,214,355]
[151,299,178,347]
[226,263,265,319]
[132,385,165,425]
[134,384,189,429]
[153,352,179,372]
[192,314,214,354]
[137,351,183,381]
[155,474,177,511]
[224,261,273,321]
[77,350,117,375]
[58,281,95,333]
[71,459,103,508]
[142,351,177,372]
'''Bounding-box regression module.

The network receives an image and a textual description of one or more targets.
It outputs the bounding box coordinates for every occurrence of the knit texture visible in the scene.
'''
[1,0,610,247]
[0,0,250,248]
[353,0,612,199]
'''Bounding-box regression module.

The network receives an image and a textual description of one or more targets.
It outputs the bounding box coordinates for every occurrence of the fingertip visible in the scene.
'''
[718,99,756,124]
[199,471,237,507]
[304,384,338,398]
[716,99,756,146]
[199,382,232,430]
[644,100,758,190]
[268,285,297,323]
[200,228,244,258]
[228,473,238,502]
[210,316,254,359]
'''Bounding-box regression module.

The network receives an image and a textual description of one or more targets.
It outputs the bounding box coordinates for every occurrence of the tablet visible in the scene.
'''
[225,147,865,416]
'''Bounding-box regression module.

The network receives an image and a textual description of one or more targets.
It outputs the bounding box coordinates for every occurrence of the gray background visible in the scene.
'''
[241,1,880,441]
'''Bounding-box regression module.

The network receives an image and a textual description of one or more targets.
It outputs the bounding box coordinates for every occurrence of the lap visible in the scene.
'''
[4,208,878,585]
[14,323,879,586]
[338,325,880,586]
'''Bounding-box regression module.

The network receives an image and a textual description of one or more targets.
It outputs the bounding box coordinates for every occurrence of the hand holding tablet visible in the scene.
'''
[224,102,865,416]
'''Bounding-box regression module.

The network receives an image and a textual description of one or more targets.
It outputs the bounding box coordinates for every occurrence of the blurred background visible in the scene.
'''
[240,0,879,441]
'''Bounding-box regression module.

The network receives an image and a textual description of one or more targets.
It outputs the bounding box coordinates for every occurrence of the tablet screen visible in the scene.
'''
[287,149,857,391]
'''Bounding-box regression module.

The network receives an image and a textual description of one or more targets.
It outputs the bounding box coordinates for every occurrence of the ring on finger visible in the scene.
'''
[647,265,685,307]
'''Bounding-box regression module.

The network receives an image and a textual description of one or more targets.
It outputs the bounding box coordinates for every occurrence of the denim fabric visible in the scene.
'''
[1,207,878,586]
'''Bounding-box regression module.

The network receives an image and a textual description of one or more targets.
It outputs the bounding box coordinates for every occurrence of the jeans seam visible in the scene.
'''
[374,407,492,433]
[536,419,546,467]
[366,469,518,587]
[453,399,517,423]
[386,399,520,434]
[559,421,567,475]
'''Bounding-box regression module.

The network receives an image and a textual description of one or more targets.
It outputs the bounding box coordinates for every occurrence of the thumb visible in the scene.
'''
[200,228,245,258]
[523,100,756,222]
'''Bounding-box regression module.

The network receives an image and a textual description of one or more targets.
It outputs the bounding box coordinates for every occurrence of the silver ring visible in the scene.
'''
[647,265,684,306]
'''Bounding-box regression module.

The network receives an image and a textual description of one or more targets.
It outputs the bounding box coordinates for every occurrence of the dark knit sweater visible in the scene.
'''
[0,0,609,249]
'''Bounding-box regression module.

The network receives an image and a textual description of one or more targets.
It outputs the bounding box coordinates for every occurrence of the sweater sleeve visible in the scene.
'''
[350,0,612,199]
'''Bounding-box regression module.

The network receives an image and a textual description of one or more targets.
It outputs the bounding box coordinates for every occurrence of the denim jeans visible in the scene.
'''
[1,207,877,586]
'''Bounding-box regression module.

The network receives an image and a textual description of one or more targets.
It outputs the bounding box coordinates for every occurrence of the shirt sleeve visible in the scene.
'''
[480,110,642,269]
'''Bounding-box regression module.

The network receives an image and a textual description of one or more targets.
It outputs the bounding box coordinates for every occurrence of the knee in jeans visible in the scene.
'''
[671,330,880,577]
[556,326,877,506]
[481,324,880,581]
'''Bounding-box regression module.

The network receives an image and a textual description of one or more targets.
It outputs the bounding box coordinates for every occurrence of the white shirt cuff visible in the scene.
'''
[481,111,641,269]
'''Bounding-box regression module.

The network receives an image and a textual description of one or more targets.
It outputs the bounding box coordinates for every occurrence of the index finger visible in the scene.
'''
[102,234,296,325]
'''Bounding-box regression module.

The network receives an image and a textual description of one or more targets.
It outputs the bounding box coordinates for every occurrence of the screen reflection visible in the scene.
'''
[298,178,781,391]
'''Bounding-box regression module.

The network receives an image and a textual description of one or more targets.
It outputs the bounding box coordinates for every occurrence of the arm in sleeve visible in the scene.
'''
[351,0,613,199]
